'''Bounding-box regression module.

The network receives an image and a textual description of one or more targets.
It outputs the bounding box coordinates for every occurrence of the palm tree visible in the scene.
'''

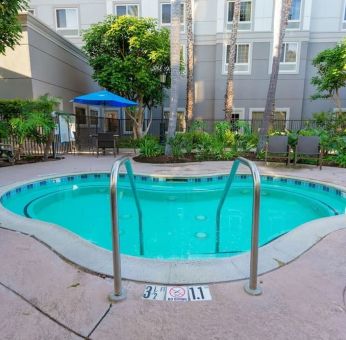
[224,0,241,120]
[258,0,292,151]
[185,0,194,128]
[165,0,181,155]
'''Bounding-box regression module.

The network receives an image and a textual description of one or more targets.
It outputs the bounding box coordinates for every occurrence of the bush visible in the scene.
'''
[0,96,58,160]
[189,119,206,132]
[116,136,139,148]
[234,121,258,152]
[138,136,163,157]
[0,98,56,119]
[214,121,236,147]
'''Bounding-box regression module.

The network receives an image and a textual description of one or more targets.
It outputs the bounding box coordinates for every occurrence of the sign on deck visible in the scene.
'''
[142,285,212,302]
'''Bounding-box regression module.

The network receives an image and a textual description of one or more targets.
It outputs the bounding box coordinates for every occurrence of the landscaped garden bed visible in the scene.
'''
[0,156,63,168]
[134,114,346,167]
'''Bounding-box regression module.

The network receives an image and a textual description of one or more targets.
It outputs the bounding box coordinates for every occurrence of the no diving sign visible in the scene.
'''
[142,285,211,302]
[166,286,189,301]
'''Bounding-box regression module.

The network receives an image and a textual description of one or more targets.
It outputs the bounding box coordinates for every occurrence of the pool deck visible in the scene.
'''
[1,154,346,339]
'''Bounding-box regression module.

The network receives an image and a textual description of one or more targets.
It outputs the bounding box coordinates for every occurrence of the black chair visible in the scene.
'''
[294,136,323,170]
[264,136,290,166]
[95,133,119,157]
[0,143,15,164]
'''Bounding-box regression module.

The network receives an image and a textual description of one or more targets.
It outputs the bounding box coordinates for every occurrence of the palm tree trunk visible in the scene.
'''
[185,0,194,129]
[258,0,292,152]
[224,0,241,120]
[165,0,181,155]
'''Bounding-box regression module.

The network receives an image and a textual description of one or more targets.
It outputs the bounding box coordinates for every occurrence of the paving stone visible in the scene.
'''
[0,229,112,337]
[0,285,80,340]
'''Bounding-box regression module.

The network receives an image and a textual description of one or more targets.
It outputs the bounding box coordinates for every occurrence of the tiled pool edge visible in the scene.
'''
[0,172,346,284]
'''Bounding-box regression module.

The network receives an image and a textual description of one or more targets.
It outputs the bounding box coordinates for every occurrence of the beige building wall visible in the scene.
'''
[0,19,33,99]
[0,13,99,112]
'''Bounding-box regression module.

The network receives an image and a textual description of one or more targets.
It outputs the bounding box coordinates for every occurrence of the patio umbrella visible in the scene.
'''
[71,90,137,107]
[71,90,137,135]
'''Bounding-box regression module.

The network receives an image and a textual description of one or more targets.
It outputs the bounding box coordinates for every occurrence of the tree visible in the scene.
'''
[311,39,346,115]
[258,0,292,152]
[185,0,194,127]
[0,0,28,55]
[83,16,170,138]
[165,0,181,155]
[225,0,241,120]
[0,95,57,160]
[39,94,61,160]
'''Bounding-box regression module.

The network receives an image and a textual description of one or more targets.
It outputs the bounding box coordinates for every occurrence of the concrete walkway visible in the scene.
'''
[0,155,346,339]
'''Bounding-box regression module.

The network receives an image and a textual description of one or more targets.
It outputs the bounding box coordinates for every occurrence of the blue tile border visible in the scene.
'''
[1,173,346,206]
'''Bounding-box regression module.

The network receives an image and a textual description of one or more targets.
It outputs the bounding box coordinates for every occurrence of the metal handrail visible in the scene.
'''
[109,155,143,302]
[215,157,262,296]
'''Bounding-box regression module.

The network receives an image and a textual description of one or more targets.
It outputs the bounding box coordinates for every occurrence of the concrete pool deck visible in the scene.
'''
[0,154,346,339]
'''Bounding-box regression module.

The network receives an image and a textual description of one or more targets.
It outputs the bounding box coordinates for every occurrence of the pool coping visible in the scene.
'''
[0,170,346,284]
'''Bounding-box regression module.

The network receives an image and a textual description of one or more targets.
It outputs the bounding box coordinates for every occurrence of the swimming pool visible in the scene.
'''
[2,173,346,260]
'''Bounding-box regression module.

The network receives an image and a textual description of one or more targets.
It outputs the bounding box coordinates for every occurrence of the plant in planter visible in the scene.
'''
[138,136,163,157]
[235,121,258,154]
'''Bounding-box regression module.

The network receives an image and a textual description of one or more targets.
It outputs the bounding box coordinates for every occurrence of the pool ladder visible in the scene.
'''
[108,156,262,302]
[109,155,143,302]
[216,157,262,295]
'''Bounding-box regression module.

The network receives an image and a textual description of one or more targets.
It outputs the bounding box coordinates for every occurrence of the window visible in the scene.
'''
[228,108,245,130]
[160,3,185,31]
[287,0,302,29]
[224,43,250,73]
[75,107,86,125]
[114,4,139,17]
[343,1,346,30]
[164,109,186,132]
[227,1,252,31]
[105,110,119,132]
[89,108,99,126]
[280,42,298,72]
[55,8,79,36]
[28,9,35,15]
[333,108,346,114]
[250,110,288,132]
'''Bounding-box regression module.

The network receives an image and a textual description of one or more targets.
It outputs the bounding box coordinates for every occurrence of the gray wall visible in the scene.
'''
[23,0,346,121]
[29,0,107,48]
[0,14,99,112]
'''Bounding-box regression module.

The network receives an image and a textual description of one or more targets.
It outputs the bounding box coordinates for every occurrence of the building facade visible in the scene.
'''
[0,13,99,112]
[27,0,346,122]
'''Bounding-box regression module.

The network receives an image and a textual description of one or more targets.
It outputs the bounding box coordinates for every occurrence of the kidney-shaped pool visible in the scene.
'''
[2,173,346,260]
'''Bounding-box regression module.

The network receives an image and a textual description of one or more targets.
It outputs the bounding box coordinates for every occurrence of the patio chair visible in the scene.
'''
[264,135,290,166]
[0,143,15,164]
[294,136,322,170]
[95,133,119,157]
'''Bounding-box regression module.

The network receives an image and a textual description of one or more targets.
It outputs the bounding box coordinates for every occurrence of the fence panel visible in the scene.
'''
[1,112,338,156]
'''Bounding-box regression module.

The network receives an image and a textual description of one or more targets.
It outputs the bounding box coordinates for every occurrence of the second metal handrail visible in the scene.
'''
[215,157,262,296]
[109,155,143,302]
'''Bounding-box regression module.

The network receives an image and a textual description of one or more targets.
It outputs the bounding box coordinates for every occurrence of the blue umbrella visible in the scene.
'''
[72,90,137,107]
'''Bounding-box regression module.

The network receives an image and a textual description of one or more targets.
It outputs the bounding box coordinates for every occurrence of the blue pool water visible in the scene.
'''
[2,173,346,259]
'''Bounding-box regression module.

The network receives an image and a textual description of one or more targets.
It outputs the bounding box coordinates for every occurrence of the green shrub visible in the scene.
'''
[0,98,56,119]
[116,136,139,148]
[189,119,206,132]
[0,96,58,160]
[138,136,163,157]
[169,133,191,157]
[214,121,236,147]
[234,121,258,153]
